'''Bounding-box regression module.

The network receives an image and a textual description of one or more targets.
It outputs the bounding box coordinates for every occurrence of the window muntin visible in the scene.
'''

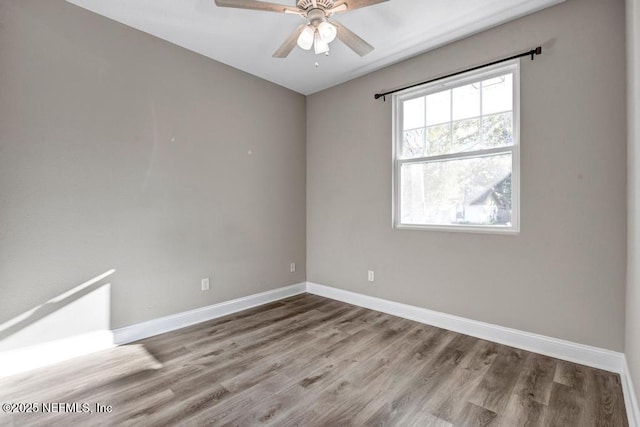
[393,61,519,232]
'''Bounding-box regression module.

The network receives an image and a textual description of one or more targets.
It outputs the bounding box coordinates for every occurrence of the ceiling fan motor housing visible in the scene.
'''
[307,8,328,26]
[296,0,335,11]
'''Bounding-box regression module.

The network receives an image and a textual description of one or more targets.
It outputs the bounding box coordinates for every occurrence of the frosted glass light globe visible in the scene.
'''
[314,32,330,54]
[318,21,337,43]
[296,26,315,50]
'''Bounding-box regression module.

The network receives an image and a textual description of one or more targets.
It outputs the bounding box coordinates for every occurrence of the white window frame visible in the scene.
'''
[392,59,520,234]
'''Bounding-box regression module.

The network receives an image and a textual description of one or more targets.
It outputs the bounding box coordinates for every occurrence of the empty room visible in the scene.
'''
[1,0,640,425]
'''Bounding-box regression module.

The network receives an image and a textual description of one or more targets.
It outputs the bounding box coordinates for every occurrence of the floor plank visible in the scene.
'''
[0,294,629,426]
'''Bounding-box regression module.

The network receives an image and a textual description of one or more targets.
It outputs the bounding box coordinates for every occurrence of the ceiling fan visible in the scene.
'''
[214,0,388,58]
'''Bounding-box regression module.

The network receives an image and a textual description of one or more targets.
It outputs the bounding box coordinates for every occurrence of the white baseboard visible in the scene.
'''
[0,283,305,378]
[623,356,640,427]
[306,282,625,374]
[2,280,637,422]
[112,282,306,345]
[0,330,114,378]
[307,282,640,424]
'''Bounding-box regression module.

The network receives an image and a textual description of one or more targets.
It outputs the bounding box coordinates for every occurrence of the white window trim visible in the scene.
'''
[392,59,521,234]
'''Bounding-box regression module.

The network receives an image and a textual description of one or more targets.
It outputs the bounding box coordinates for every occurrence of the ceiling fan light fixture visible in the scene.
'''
[317,21,337,43]
[296,25,315,50]
[314,31,330,54]
[217,0,381,58]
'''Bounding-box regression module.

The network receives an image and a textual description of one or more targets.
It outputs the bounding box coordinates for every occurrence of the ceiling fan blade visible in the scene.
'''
[326,3,347,15]
[333,21,374,56]
[331,0,388,13]
[214,0,299,13]
[273,25,306,58]
[284,9,306,16]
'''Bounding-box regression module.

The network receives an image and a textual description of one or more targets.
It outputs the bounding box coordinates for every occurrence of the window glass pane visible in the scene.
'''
[482,112,513,148]
[452,83,480,121]
[453,118,481,152]
[425,123,451,156]
[400,154,512,226]
[482,74,512,115]
[395,64,518,231]
[401,128,425,159]
[403,97,425,130]
[426,90,451,126]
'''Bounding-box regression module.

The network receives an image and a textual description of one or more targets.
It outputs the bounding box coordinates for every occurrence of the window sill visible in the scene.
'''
[394,223,520,235]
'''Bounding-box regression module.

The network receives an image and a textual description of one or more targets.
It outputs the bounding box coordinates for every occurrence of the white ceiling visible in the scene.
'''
[66,0,563,95]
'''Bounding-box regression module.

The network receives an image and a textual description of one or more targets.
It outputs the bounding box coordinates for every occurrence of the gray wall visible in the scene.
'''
[307,0,627,351]
[627,0,640,406]
[0,0,306,349]
[0,0,629,358]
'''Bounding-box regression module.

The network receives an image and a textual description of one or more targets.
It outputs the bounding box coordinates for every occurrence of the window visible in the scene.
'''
[393,60,520,233]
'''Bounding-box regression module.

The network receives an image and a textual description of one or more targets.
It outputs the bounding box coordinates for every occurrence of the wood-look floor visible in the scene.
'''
[0,294,629,426]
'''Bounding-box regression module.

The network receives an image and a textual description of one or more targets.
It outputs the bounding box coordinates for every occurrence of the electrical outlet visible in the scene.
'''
[368,271,375,282]
[201,277,210,291]
[290,262,296,273]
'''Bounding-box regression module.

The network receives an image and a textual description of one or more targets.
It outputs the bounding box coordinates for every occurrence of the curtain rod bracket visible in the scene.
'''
[531,46,542,60]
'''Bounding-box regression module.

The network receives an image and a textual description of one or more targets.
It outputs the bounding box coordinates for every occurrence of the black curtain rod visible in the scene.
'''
[374,46,542,101]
